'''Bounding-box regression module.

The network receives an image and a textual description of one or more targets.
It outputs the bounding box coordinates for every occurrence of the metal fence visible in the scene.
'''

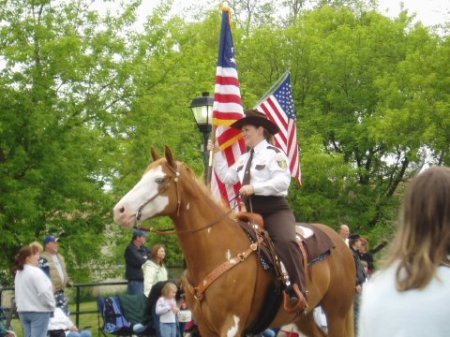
[0,281,129,329]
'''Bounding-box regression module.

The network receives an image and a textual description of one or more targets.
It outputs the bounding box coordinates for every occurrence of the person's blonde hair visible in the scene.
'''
[385,166,450,291]
[161,282,177,297]
[30,241,43,252]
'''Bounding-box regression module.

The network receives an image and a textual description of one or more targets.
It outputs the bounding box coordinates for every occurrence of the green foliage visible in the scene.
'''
[0,0,448,283]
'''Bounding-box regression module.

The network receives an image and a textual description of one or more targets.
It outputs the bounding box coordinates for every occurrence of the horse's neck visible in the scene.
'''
[174,196,247,280]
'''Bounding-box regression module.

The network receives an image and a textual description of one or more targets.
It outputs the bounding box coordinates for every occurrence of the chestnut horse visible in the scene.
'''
[113,146,355,337]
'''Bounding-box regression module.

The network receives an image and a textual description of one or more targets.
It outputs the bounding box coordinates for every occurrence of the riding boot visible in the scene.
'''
[283,283,307,313]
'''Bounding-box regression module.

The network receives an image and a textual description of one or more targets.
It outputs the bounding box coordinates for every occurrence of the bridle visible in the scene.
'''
[134,161,260,312]
[135,164,181,221]
[134,162,239,236]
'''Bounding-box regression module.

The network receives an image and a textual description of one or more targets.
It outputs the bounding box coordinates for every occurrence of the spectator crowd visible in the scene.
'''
[4,166,449,337]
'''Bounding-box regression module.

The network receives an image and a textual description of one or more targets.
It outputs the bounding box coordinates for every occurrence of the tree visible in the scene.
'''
[0,0,138,283]
[235,6,448,241]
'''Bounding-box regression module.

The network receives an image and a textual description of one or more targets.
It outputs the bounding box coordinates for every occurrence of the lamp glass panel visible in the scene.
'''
[192,105,212,126]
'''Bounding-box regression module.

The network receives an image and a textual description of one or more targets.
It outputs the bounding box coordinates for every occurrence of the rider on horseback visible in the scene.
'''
[210,109,307,312]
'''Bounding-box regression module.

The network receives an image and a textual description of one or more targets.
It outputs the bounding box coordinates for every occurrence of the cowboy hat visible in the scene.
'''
[230,109,279,135]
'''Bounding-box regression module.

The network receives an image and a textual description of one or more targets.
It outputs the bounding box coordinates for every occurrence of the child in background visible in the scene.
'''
[48,307,91,337]
[155,283,179,337]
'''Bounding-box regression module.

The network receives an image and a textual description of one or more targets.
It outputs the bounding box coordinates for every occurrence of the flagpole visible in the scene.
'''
[206,125,216,186]
[254,70,290,106]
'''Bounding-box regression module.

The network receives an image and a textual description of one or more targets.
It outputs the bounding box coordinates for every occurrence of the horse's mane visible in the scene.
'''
[178,161,229,212]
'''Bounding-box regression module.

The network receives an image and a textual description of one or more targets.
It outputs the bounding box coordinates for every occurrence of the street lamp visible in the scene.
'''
[190,91,214,183]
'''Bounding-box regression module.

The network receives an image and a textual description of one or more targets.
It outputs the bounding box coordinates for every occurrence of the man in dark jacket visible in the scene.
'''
[124,229,149,295]
[349,233,367,334]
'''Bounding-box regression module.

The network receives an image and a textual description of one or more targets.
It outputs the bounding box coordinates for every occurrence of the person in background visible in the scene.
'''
[40,235,73,314]
[14,242,55,337]
[359,237,374,275]
[361,260,370,280]
[143,244,168,297]
[48,307,91,337]
[257,328,279,337]
[155,283,179,337]
[338,224,350,246]
[358,166,450,337]
[124,229,149,295]
[0,320,15,337]
[349,233,367,335]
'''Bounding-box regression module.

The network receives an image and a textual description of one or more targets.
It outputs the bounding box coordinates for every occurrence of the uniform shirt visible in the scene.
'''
[15,264,55,312]
[358,262,450,337]
[214,139,291,196]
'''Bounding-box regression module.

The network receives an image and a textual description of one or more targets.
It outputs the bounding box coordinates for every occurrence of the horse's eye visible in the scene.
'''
[155,177,165,184]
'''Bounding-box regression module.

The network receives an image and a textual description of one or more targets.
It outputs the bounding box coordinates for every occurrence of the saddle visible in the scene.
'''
[236,212,334,315]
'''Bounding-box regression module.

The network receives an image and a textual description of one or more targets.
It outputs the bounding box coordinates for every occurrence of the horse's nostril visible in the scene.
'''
[119,206,125,213]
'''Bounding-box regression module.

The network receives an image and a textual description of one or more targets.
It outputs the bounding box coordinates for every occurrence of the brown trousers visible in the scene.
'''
[246,196,305,291]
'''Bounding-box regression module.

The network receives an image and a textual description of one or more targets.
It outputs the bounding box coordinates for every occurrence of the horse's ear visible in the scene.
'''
[150,147,161,161]
[164,145,176,170]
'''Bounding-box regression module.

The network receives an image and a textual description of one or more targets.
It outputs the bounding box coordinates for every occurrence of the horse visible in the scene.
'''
[113,146,356,337]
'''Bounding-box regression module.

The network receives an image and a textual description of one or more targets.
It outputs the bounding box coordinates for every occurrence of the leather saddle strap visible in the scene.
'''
[184,242,258,301]
[297,239,310,281]
[261,230,288,284]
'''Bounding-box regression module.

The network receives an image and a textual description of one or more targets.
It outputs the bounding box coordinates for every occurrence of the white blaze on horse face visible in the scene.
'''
[113,166,169,227]
[226,315,240,337]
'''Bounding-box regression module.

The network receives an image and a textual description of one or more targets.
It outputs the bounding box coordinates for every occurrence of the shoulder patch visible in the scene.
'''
[266,145,281,153]
[275,153,288,169]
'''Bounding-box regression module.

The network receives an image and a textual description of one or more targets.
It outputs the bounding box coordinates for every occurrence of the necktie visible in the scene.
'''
[242,149,254,186]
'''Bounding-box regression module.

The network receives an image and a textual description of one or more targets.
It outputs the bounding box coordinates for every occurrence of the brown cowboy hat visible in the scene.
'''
[230,109,279,135]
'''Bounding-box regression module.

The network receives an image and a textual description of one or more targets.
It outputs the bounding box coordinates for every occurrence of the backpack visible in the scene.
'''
[98,296,131,334]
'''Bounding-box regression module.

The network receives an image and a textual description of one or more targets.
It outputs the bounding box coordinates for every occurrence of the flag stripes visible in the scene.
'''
[255,73,302,184]
[211,8,246,208]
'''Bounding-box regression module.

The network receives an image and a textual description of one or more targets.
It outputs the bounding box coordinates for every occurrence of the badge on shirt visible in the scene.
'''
[276,154,288,169]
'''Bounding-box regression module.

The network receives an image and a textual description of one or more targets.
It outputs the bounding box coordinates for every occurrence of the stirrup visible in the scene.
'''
[283,284,308,313]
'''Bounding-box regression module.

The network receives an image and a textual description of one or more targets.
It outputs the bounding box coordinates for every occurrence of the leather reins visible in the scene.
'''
[133,162,259,308]
[135,163,240,235]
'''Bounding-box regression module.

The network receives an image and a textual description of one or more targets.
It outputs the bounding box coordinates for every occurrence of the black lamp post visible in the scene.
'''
[190,91,214,183]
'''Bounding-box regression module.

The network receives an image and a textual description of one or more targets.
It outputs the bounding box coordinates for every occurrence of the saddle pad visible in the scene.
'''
[297,223,335,264]
[295,225,314,239]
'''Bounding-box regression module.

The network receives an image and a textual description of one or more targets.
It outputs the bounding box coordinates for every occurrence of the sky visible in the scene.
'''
[91,0,449,28]
[376,0,449,27]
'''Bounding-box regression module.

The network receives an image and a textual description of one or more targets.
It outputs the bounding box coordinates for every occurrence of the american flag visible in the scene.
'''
[211,8,246,208]
[255,73,302,184]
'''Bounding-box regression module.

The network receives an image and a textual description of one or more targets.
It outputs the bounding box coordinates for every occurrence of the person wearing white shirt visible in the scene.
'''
[155,283,179,337]
[48,308,91,337]
[14,242,55,337]
[142,244,168,297]
[358,167,450,337]
[210,109,306,312]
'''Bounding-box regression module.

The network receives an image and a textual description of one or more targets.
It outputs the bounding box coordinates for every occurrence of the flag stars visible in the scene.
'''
[274,78,296,119]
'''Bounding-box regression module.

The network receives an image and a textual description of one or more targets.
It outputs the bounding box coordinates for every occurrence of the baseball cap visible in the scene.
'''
[132,229,148,239]
[44,235,59,246]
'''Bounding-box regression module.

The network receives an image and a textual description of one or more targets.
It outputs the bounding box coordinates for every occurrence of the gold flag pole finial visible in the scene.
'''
[221,2,233,23]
